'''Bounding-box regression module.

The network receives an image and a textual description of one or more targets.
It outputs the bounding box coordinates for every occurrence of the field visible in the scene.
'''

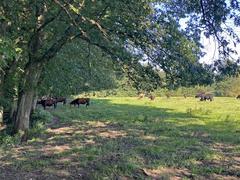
[1,97,240,179]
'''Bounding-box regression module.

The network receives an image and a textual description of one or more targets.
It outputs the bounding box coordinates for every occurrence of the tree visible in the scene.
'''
[38,40,118,96]
[162,0,240,57]
[0,38,22,124]
[0,0,155,133]
[211,58,240,81]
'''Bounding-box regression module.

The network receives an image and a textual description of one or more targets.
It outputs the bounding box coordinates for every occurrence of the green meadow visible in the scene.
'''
[1,97,240,179]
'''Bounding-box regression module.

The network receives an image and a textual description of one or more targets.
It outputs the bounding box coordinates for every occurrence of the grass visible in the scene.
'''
[1,97,240,179]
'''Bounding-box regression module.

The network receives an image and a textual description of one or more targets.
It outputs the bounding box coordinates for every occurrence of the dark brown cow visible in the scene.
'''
[199,93,214,101]
[70,98,90,107]
[38,98,57,109]
[54,97,67,105]
[236,95,240,99]
[148,94,155,101]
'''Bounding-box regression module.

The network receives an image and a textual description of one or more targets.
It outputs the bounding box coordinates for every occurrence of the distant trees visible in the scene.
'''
[215,76,240,96]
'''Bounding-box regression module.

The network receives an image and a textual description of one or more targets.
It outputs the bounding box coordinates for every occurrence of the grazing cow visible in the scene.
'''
[236,95,240,99]
[36,96,47,106]
[199,93,214,101]
[70,98,90,107]
[39,98,57,109]
[54,97,67,105]
[148,94,155,101]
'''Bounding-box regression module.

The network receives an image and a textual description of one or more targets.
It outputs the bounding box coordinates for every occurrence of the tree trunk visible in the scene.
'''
[14,64,42,133]
[9,100,17,123]
[31,95,38,113]
[14,91,35,132]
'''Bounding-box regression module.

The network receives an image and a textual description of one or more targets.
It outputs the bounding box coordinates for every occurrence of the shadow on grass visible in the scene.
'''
[0,98,240,179]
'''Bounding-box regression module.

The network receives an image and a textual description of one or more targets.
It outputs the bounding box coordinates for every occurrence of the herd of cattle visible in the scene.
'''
[139,92,240,102]
[195,93,240,101]
[37,97,90,109]
[138,92,214,101]
[37,93,240,110]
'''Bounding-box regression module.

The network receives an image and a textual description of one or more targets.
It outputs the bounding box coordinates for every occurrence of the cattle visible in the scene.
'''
[199,93,214,101]
[36,96,46,106]
[38,98,57,109]
[37,99,43,105]
[54,97,67,105]
[236,95,240,99]
[70,98,90,107]
[148,94,155,101]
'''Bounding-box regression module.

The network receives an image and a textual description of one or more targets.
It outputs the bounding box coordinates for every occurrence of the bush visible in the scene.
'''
[30,109,53,127]
[0,131,21,147]
[27,109,54,139]
[0,109,54,147]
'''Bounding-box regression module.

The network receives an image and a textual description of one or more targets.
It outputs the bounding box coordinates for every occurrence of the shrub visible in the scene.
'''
[30,109,53,127]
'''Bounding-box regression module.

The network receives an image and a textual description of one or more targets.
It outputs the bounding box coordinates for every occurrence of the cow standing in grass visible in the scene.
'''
[148,94,155,101]
[236,95,240,99]
[54,97,67,105]
[199,93,214,101]
[38,98,57,109]
[70,98,90,107]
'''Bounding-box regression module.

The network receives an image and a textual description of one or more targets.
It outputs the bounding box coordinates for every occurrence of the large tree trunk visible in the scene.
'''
[14,64,42,133]
[14,91,35,132]
[14,2,46,134]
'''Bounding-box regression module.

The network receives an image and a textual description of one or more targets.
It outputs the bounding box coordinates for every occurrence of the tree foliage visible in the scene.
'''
[39,40,118,96]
